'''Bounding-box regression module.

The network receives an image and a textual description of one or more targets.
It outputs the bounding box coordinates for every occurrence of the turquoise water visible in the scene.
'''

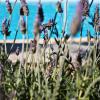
[0,2,97,40]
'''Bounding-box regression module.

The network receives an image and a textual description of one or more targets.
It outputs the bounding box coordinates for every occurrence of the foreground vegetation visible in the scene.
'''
[0,0,100,100]
[0,41,100,100]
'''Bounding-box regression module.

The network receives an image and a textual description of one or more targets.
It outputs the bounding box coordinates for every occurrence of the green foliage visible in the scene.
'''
[0,43,100,100]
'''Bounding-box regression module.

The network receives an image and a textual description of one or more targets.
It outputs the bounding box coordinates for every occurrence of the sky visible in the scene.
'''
[0,0,99,3]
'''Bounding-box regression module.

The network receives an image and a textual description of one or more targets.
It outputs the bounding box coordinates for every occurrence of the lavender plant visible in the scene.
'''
[0,0,100,100]
[2,18,11,54]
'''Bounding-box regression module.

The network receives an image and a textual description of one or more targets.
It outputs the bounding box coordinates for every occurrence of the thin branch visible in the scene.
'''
[7,19,20,58]
[8,0,18,27]
[89,0,94,10]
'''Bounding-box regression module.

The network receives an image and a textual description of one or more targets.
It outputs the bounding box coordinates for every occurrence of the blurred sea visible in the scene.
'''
[0,2,97,40]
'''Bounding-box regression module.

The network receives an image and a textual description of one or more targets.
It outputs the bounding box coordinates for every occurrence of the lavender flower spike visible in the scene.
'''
[2,18,10,36]
[37,2,44,23]
[6,0,12,14]
[20,16,26,34]
[20,0,29,16]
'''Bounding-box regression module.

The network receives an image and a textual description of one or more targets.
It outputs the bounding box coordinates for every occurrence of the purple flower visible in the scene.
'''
[56,1,63,13]
[6,0,12,14]
[37,2,44,23]
[80,0,89,16]
[2,18,10,36]
[20,0,29,16]
[93,4,100,32]
[94,4,99,25]
[20,17,26,34]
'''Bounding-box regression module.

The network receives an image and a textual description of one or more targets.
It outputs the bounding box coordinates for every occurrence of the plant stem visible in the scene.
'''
[25,16,29,53]
[4,34,7,54]
[62,0,68,36]
[82,77,100,99]
[25,16,28,86]
[22,34,25,65]
[8,19,20,56]
[8,0,18,27]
